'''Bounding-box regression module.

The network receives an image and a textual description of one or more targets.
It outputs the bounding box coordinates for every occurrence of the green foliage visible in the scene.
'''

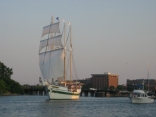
[109,86,115,91]
[35,84,45,90]
[0,61,23,94]
[0,79,6,94]
[0,62,13,78]
[116,85,123,90]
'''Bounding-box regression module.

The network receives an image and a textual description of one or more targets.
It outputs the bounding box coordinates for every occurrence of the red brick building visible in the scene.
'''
[91,72,119,90]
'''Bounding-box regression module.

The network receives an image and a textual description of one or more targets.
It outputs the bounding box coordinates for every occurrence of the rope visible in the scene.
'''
[72,54,79,80]
[66,53,70,80]
[66,27,70,45]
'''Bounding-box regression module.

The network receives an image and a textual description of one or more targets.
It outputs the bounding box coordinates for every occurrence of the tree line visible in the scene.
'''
[0,61,24,94]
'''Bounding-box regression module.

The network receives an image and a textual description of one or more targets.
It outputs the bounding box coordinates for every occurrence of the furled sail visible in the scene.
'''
[39,48,64,79]
[42,22,60,37]
[39,35,63,52]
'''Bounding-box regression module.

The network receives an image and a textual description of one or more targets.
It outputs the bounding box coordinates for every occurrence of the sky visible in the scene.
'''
[0,0,156,85]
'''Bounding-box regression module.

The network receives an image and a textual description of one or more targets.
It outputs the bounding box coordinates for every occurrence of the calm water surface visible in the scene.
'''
[0,96,156,117]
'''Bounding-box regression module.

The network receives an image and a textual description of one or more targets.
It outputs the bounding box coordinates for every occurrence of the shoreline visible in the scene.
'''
[0,93,22,96]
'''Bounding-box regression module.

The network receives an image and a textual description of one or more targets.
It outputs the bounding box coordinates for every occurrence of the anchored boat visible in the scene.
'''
[129,79,154,103]
[129,89,154,103]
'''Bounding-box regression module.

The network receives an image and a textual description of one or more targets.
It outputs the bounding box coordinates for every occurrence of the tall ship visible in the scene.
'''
[39,16,82,99]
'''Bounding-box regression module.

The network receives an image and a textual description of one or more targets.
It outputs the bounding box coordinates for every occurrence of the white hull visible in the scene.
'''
[129,90,154,104]
[130,97,154,104]
[47,85,81,100]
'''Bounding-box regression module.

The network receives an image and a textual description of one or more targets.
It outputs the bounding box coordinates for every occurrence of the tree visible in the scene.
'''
[116,85,123,90]
[0,62,13,78]
[0,61,23,94]
[2,75,24,94]
[109,86,115,91]
[0,79,6,94]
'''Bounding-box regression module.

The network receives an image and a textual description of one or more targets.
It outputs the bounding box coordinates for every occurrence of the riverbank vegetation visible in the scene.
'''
[0,62,24,95]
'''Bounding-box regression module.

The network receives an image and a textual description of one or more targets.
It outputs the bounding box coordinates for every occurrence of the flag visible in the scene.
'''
[56,17,59,20]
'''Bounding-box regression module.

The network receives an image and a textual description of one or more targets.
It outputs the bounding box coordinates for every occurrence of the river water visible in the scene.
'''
[0,96,156,117]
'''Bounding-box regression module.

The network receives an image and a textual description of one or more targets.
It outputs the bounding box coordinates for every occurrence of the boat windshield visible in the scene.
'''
[133,93,147,97]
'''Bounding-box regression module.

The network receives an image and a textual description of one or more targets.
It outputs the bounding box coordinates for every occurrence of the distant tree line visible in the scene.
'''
[0,61,24,94]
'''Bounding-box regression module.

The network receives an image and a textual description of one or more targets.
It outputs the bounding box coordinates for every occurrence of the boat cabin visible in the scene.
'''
[131,90,148,97]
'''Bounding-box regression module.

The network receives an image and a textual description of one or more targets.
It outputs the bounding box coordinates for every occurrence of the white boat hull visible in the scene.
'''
[129,90,154,104]
[130,97,154,104]
[47,85,81,100]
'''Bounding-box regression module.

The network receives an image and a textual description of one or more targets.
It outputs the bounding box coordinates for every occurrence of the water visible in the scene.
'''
[0,96,156,117]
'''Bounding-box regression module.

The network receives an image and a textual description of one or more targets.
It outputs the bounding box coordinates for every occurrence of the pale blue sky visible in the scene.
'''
[0,0,156,85]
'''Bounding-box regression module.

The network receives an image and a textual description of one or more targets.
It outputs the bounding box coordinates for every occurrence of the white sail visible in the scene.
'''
[39,48,64,79]
[42,22,60,37]
[39,35,63,52]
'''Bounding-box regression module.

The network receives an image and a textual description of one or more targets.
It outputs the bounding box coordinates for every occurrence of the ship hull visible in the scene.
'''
[129,97,154,104]
[47,85,81,100]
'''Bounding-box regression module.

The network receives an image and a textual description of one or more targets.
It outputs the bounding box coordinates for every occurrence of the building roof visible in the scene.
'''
[91,73,119,76]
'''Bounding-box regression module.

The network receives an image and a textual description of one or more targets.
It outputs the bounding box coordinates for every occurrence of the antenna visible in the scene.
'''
[142,78,144,90]
[147,62,150,92]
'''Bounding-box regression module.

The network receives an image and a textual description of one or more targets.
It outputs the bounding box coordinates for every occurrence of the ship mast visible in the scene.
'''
[51,16,54,83]
[64,22,66,86]
[51,16,54,38]
[69,25,72,82]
